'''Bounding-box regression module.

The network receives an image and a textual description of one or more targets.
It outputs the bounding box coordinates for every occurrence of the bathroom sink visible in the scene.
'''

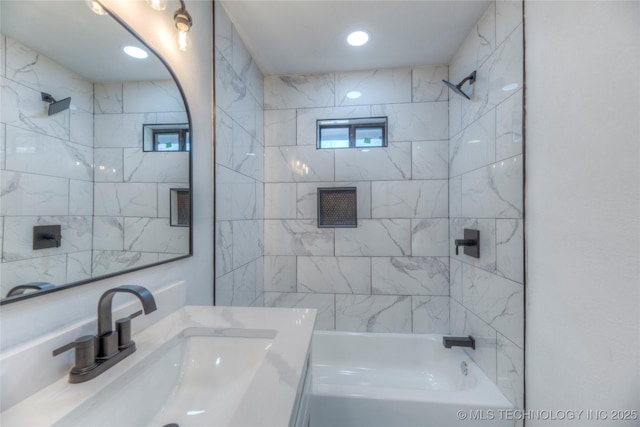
[55,327,276,427]
[1,306,316,427]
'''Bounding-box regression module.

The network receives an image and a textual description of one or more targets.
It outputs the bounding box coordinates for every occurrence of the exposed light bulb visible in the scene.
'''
[86,0,108,16]
[177,29,191,52]
[146,0,167,11]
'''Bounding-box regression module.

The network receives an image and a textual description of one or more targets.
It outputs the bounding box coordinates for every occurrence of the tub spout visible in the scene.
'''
[443,335,475,350]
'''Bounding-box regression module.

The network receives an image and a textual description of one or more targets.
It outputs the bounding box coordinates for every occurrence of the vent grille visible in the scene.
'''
[317,187,357,228]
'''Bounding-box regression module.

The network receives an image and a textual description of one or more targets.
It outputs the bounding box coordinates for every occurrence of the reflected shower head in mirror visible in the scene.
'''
[443,70,477,100]
[41,92,71,116]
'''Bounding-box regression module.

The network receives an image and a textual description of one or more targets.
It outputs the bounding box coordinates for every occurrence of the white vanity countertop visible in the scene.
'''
[1,306,317,427]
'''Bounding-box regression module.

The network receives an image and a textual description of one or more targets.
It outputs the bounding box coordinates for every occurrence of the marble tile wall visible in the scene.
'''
[262,64,450,334]
[0,35,95,296]
[214,2,265,307]
[447,0,524,411]
[92,79,189,278]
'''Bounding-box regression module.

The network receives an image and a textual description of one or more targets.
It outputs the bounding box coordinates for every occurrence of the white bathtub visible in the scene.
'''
[309,331,514,427]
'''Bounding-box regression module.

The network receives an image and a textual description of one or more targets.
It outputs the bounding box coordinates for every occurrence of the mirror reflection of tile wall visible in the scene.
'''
[0,34,188,297]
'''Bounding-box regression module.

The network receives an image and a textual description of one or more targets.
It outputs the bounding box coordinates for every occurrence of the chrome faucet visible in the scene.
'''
[53,285,157,383]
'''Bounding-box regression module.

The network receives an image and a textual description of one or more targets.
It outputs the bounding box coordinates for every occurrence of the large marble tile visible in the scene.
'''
[93,183,157,217]
[69,180,93,217]
[1,123,5,169]
[449,2,496,83]
[91,250,158,277]
[94,148,123,183]
[232,27,264,104]
[412,296,450,333]
[66,251,92,283]
[123,80,184,113]
[264,109,296,146]
[214,1,233,65]
[94,83,123,114]
[216,166,257,221]
[123,149,189,183]
[264,220,334,256]
[5,37,93,112]
[335,68,411,106]
[297,105,371,146]
[496,0,523,48]
[335,219,410,256]
[123,218,189,254]
[1,77,68,140]
[372,180,448,219]
[487,24,524,112]
[265,183,297,219]
[2,216,92,262]
[450,258,464,303]
[335,142,411,181]
[264,256,296,292]
[496,89,523,161]
[412,65,449,102]
[93,217,124,251]
[450,218,497,273]
[94,113,154,148]
[449,175,462,218]
[215,51,257,137]
[296,181,371,220]
[0,35,5,77]
[215,220,233,278]
[232,219,262,269]
[450,299,498,382]
[254,181,264,220]
[449,108,496,177]
[496,219,524,283]
[463,264,524,348]
[69,109,93,147]
[372,257,449,296]
[1,171,68,216]
[336,295,411,333]
[215,109,233,169]
[264,292,335,330]
[411,140,448,180]
[264,73,334,110]
[0,254,67,295]
[265,145,334,182]
[449,92,463,137]
[497,333,524,409]
[411,218,450,256]
[231,125,263,181]
[297,256,371,294]
[461,155,523,219]
[5,126,92,181]
[372,102,448,142]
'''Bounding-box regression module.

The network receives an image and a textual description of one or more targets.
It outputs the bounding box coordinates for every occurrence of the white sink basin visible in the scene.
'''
[55,328,276,427]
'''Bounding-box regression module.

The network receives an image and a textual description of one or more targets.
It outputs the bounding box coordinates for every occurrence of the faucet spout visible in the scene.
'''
[97,285,157,337]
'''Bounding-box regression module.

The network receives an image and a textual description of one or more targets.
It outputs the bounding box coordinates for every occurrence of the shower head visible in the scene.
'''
[41,92,71,116]
[443,71,477,100]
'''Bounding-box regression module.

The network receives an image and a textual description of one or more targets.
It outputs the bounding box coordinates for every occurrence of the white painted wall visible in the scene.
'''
[525,1,639,423]
[0,0,213,350]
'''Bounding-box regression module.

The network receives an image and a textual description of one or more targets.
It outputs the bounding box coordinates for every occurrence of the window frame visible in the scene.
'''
[316,117,388,149]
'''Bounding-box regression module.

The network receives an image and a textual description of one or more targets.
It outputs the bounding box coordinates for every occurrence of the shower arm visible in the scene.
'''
[456,71,477,89]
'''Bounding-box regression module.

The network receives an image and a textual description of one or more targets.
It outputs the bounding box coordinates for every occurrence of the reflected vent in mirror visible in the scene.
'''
[317,187,357,228]
[170,189,190,227]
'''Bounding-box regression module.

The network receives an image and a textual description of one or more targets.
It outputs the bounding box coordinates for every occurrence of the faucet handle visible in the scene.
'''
[115,310,143,350]
[53,335,97,371]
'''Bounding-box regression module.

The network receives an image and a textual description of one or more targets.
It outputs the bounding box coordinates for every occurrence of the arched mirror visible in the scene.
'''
[0,1,192,304]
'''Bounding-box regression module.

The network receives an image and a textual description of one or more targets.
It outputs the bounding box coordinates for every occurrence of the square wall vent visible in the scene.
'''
[317,187,357,228]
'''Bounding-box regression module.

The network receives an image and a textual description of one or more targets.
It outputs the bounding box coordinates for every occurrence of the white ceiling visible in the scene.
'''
[1,1,170,82]
[220,0,492,76]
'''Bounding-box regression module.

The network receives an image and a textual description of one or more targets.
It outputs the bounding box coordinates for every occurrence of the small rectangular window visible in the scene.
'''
[143,124,190,152]
[317,117,387,149]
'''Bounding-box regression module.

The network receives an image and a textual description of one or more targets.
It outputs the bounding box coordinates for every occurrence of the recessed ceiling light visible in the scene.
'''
[123,45,148,59]
[346,91,362,99]
[347,30,369,47]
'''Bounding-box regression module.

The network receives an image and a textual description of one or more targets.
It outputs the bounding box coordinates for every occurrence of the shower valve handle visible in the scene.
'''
[454,239,477,255]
